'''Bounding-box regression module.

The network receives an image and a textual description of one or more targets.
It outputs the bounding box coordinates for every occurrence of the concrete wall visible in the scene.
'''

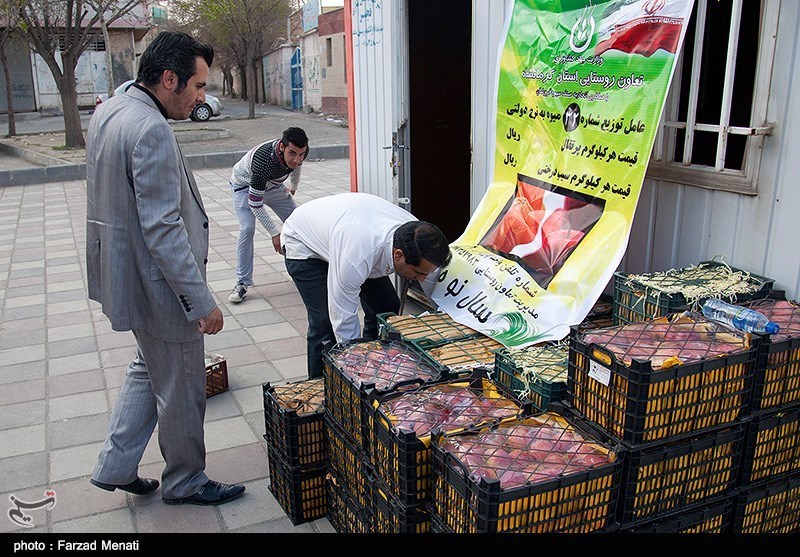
[264,45,294,108]
[319,7,347,117]
[300,32,322,112]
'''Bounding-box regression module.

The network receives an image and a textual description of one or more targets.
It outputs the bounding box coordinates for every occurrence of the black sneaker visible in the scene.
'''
[227,283,247,303]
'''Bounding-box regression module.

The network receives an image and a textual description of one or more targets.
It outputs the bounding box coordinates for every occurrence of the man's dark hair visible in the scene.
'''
[393,221,452,268]
[137,32,214,92]
[282,127,309,149]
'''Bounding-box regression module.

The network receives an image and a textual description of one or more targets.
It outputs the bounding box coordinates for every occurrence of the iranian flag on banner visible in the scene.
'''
[428,0,695,348]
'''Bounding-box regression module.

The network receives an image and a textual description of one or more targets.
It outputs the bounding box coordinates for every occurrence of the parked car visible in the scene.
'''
[94,80,223,122]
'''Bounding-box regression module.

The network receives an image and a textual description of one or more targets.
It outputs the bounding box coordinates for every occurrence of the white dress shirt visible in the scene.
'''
[282,192,416,341]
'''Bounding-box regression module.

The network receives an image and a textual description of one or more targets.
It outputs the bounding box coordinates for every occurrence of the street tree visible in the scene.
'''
[0,0,25,136]
[17,0,146,149]
[172,0,290,119]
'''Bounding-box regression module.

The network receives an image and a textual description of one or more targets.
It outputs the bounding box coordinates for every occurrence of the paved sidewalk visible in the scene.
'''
[0,159,351,534]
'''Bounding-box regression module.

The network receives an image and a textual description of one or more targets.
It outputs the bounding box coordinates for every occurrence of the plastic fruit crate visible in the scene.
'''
[430,413,621,533]
[377,311,482,344]
[738,297,800,413]
[371,474,430,534]
[617,424,745,523]
[739,406,800,486]
[204,353,228,398]
[414,335,505,372]
[266,444,327,526]
[368,371,525,507]
[322,338,447,455]
[326,475,373,533]
[325,416,374,512]
[613,261,774,325]
[566,313,758,445]
[732,471,800,533]
[621,496,734,533]
[262,379,326,468]
[493,342,568,412]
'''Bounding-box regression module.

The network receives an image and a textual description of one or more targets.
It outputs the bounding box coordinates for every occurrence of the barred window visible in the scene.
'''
[54,32,106,52]
[647,0,779,195]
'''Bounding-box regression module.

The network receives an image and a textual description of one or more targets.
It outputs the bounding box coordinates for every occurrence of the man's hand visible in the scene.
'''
[271,234,282,254]
[198,306,224,334]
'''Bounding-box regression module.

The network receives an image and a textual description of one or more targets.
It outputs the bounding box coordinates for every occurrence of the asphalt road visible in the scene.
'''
[0,89,350,170]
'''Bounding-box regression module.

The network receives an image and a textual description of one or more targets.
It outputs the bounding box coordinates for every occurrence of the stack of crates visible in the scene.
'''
[563,310,760,532]
[613,260,774,326]
[731,296,800,533]
[428,411,622,533]
[368,370,526,533]
[321,337,448,532]
[262,379,327,525]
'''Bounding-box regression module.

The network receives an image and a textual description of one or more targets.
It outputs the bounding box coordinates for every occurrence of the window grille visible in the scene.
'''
[647,0,779,195]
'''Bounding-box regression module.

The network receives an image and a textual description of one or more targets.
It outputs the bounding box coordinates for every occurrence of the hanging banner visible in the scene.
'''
[429,0,695,348]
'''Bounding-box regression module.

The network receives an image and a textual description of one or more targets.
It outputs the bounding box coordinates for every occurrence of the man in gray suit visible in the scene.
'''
[85,31,245,506]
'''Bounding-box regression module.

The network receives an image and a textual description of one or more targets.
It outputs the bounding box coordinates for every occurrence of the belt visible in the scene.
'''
[233,185,248,192]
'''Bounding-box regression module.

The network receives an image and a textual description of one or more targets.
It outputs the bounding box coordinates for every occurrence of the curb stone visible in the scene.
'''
[0,144,349,187]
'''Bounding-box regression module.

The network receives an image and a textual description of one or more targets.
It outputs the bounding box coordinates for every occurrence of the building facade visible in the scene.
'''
[345,0,800,301]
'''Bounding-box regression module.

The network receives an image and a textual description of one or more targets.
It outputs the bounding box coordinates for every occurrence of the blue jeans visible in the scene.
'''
[231,184,297,286]
[285,257,401,379]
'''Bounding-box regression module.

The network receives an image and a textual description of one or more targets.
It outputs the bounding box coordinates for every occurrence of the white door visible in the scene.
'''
[350,0,410,206]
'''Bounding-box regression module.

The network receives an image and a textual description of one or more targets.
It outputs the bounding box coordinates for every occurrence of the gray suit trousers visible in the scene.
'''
[92,329,208,499]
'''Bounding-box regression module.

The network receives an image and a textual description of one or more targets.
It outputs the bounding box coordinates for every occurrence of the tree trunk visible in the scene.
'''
[101,17,115,97]
[0,40,16,137]
[251,57,260,104]
[59,55,85,149]
[246,46,256,119]
[238,63,247,101]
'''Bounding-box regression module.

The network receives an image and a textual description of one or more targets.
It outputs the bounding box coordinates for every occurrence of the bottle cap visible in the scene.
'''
[765,322,780,335]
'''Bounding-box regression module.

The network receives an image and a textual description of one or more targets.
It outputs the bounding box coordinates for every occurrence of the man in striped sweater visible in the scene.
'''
[227,127,309,303]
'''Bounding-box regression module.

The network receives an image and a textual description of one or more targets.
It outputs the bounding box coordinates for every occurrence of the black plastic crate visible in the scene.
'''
[732,471,800,533]
[613,261,775,325]
[621,495,734,533]
[266,443,327,526]
[368,371,525,507]
[617,424,745,523]
[262,380,326,468]
[371,474,431,534]
[325,415,374,512]
[493,343,568,412]
[567,316,758,445]
[326,475,373,534]
[740,297,800,413]
[322,338,446,455]
[377,311,482,344]
[429,510,454,533]
[430,414,621,533]
[739,406,800,486]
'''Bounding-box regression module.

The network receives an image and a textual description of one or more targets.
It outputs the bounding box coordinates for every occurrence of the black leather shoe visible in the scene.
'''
[162,480,245,506]
[90,477,159,496]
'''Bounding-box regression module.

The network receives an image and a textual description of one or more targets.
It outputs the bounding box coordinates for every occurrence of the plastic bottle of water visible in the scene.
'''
[701,298,780,334]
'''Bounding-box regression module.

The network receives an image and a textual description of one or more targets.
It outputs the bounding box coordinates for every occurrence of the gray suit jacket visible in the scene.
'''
[86,86,217,342]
